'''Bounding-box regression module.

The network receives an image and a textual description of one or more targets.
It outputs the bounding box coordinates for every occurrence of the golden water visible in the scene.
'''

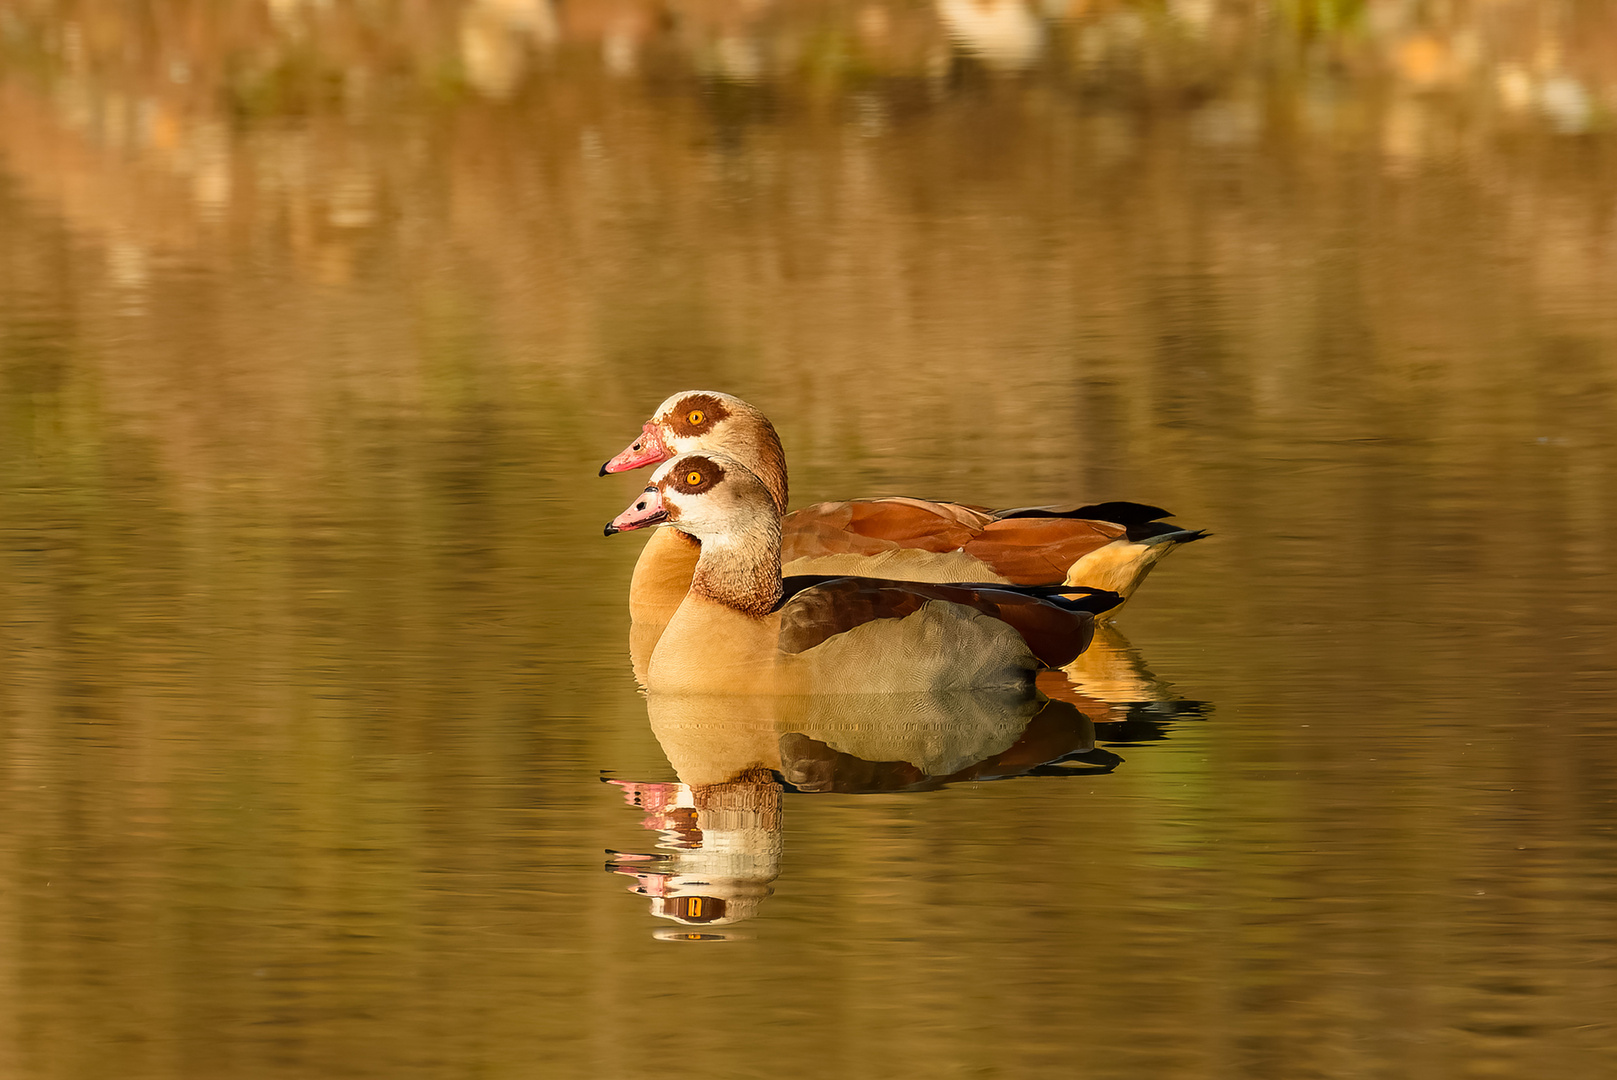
[2,3,1616,1077]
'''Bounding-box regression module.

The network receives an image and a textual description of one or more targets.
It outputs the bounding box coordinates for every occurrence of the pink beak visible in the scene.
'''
[600,422,672,475]
[605,486,669,536]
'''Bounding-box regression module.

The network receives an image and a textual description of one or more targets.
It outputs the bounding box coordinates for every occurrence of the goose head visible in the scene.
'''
[606,452,784,616]
[600,391,788,514]
[606,452,779,542]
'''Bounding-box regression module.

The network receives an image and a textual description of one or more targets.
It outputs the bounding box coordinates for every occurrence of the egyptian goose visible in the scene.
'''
[601,391,1204,638]
[605,452,1119,695]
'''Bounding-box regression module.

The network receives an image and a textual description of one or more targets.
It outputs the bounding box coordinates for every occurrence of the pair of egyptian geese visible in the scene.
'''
[603,391,1205,696]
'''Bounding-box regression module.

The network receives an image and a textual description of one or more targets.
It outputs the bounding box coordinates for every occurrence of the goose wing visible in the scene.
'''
[959,516,1130,584]
[781,498,997,561]
[776,576,1118,668]
[781,497,1201,587]
[989,500,1172,525]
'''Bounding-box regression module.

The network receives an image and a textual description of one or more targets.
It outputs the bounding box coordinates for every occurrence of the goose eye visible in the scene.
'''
[687,409,704,425]
[685,470,704,486]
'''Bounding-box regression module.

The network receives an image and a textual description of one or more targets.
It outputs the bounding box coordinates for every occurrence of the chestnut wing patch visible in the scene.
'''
[928,583,1096,667]
[961,517,1128,585]
[782,498,997,561]
[849,497,999,532]
[776,576,1113,667]
[780,498,1139,585]
[776,578,928,655]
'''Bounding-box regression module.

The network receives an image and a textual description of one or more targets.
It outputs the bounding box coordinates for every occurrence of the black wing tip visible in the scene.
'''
[1040,587,1126,615]
[970,582,1122,608]
[1131,525,1210,546]
[999,501,1174,526]
[778,576,1127,614]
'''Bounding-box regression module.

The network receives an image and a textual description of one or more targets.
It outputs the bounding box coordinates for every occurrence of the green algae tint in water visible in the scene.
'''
[3,2,1617,1078]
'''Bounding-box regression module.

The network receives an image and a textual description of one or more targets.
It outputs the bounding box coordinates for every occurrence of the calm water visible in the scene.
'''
[3,2,1617,1077]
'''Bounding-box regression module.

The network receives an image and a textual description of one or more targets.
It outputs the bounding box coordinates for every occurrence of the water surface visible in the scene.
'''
[2,2,1616,1077]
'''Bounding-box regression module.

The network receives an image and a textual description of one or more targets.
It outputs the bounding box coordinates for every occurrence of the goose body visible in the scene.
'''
[603,392,1204,641]
[651,588,1039,695]
[606,453,1115,696]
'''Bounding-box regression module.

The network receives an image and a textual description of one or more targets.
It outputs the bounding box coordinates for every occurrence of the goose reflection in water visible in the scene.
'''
[1041,622,1210,743]
[606,630,1207,933]
[607,770,783,932]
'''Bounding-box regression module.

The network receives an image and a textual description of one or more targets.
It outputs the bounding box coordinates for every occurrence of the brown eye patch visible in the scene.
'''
[666,455,726,495]
[666,393,731,437]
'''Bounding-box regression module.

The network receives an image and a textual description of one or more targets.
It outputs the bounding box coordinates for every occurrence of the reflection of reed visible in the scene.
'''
[2,0,1615,531]
[3,70,1611,604]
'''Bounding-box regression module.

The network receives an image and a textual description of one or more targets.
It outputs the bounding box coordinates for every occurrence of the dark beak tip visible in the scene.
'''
[603,523,618,537]
[598,462,611,477]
